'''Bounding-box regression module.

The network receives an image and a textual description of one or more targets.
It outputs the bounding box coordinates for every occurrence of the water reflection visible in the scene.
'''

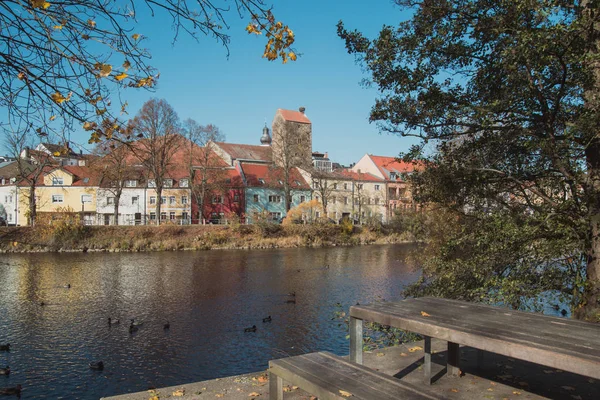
[0,244,419,399]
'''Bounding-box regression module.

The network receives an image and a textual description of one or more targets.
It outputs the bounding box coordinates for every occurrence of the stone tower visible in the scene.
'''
[271,107,312,169]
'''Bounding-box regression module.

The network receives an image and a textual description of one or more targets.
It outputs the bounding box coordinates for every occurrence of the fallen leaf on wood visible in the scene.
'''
[376,352,385,357]
[248,392,261,397]
[399,352,408,357]
[561,386,575,391]
[339,389,353,397]
[149,396,159,400]
[489,382,497,386]
[257,375,268,383]
[310,397,317,400]
[216,394,224,398]
[451,388,459,393]
[283,387,292,392]
[487,388,494,392]
[291,386,298,390]
[513,391,521,395]
[172,389,185,396]
[408,346,423,352]
[420,311,431,317]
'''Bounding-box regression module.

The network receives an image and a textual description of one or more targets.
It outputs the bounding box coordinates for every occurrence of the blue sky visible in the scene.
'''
[4,1,417,166]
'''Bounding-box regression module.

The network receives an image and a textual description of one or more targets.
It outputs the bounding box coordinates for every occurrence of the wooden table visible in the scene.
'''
[349,297,600,383]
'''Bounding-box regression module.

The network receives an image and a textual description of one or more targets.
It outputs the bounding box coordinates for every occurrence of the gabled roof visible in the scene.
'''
[338,169,384,182]
[277,109,311,124]
[40,143,87,159]
[192,167,244,187]
[368,155,418,181]
[214,142,272,162]
[240,163,310,189]
[22,165,100,186]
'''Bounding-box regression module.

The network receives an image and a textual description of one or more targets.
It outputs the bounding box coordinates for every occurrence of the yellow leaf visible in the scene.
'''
[31,0,50,9]
[289,51,297,61]
[98,64,112,77]
[513,391,521,395]
[339,390,353,397]
[451,388,459,393]
[216,394,224,398]
[53,151,61,156]
[248,392,260,397]
[96,108,107,116]
[376,352,385,357]
[115,72,128,81]
[53,24,63,30]
[49,115,56,121]
[257,375,268,383]
[421,311,431,317]
[172,389,185,396]
[132,33,140,40]
[18,71,26,80]
[408,346,422,352]
[88,19,96,28]
[122,60,131,71]
[149,397,159,400]
[51,92,66,104]
[83,121,96,131]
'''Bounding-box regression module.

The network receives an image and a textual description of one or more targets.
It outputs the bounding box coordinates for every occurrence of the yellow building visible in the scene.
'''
[18,166,98,225]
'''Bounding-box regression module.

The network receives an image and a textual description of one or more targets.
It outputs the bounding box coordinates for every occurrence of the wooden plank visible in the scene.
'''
[349,298,600,379]
[269,352,444,400]
[269,372,283,400]
[423,335,432,385]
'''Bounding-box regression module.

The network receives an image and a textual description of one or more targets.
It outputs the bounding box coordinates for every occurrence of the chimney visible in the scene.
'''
[299,106,306,114]
[324,152,328,159]
[357,169,361,174]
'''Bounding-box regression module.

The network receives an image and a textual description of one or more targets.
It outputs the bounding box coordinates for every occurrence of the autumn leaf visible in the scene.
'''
[18,71,26,80]
[115,72,128,81]
[132,33,140,40]
[49,115,56,121]
[246,23,261,35]
[96,108,107,116]
[122,60,131,71]
[53,24,63,30]
[87,19,96,28]
[248,392,261,397]
[51,92,70,104]
[376,352,385,357]
[172,389,185,396]
[420,311,431,317]
[408,346,422,352]
[97,64,112,77]
[53,151,61,156]
[451,388,459,393]
[149,397,159,400]
[513,391,521,395]
[339,389,353,397]
[257,375,268,383]
[289,52,297,61]
[31,0,50,9]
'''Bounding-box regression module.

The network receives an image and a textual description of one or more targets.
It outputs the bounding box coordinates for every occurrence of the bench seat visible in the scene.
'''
[268,351,445,400]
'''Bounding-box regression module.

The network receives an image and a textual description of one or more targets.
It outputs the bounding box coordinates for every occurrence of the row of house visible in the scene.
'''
[0,107,417,226]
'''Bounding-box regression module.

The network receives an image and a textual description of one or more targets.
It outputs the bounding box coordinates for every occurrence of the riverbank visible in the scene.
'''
[0,223,415,253]
[103,339,599,400]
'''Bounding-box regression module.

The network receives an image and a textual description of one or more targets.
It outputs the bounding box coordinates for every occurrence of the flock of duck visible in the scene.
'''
[0,285,301,397]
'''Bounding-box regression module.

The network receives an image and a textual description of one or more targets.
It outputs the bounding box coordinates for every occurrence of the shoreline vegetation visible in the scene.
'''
[0,222,419,253]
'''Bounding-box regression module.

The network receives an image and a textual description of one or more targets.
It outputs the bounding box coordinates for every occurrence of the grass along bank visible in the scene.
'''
[0,221,418,253]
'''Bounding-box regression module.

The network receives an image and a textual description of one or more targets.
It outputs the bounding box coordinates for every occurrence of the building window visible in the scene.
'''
[367,198,371,205]
[125,180,137,187]
[148,179,156,188]
[179,178,189,188]
[163,179,173,188]
[313,181,319,189]
[343,183,348,190]
[160,212,167,220]
[169,196,176,205]
[357,184,363,190]
[374,184,380,190]
[150,196,156,205]
[150,212,156,220]
[362,211,366,218]
[375,198,379,205]
[81,194,92,203]
[160,196,166,204]
[52,177,64,185]
[52,194,63,203]
[268,195,282,203]
[170,212,176,220]
[107,197,115,205]
[253,194,259,203]
[344,197,348,205]
[332,196,336,204]
[300,195,306,203]
[333,183,337,190]
[316,211,321,218]
[132,196,139,205]
[182,212,189,221]
[269,212,282,220]
[212,195,223,204]
[354,198,359,205]
[4,195,12,203]
[182,196,188,204]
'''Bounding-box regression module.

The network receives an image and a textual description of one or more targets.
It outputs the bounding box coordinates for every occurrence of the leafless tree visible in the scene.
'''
[183,119,227,224]
[311,169,337,219]
[131,98,180,225]
[0,1,296,147]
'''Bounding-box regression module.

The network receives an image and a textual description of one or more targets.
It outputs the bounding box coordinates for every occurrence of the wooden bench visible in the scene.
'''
[268,351,445,400]
[349,297,600,384]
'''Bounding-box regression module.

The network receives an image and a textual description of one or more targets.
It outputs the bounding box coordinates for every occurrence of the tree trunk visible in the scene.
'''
[113,192,121,226]
[155,186,162,226]
[28,185,36,226]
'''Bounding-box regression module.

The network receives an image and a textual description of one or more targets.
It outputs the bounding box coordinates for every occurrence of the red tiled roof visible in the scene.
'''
[369,155,418,181]
[62,166,101,186]
[214,142,272,162]
[278,109,311,124]
[192,167,244,187]
[338,169,384,182]
[241,163,310,189]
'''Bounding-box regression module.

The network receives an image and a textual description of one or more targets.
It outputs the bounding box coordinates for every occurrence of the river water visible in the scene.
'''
[0,244,420,399]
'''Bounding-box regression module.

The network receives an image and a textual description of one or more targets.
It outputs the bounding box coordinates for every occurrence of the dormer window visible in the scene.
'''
[83,177,90,184]
[125,180,137,187]
[389,172,397,180]
[52,176,64,186]
[163,179,173,188]
[148,179,156,188]
[179,179,189,188]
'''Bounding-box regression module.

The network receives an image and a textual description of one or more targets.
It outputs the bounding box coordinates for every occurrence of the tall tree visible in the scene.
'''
[132,99,180,226]
[338,0,600,319]
[0,1,296,147]
[183,119,226,224]
[311,169,336,218]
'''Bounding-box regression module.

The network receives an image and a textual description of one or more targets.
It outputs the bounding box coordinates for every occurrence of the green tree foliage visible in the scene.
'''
[338,0,600,320]
[0,0,295,147]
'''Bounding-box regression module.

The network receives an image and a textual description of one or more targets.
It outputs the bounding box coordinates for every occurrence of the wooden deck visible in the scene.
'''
[349,297,600,381]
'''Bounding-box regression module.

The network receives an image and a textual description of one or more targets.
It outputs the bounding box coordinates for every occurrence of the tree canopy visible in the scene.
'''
[1,0,295,148]
[338,0,600,320]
